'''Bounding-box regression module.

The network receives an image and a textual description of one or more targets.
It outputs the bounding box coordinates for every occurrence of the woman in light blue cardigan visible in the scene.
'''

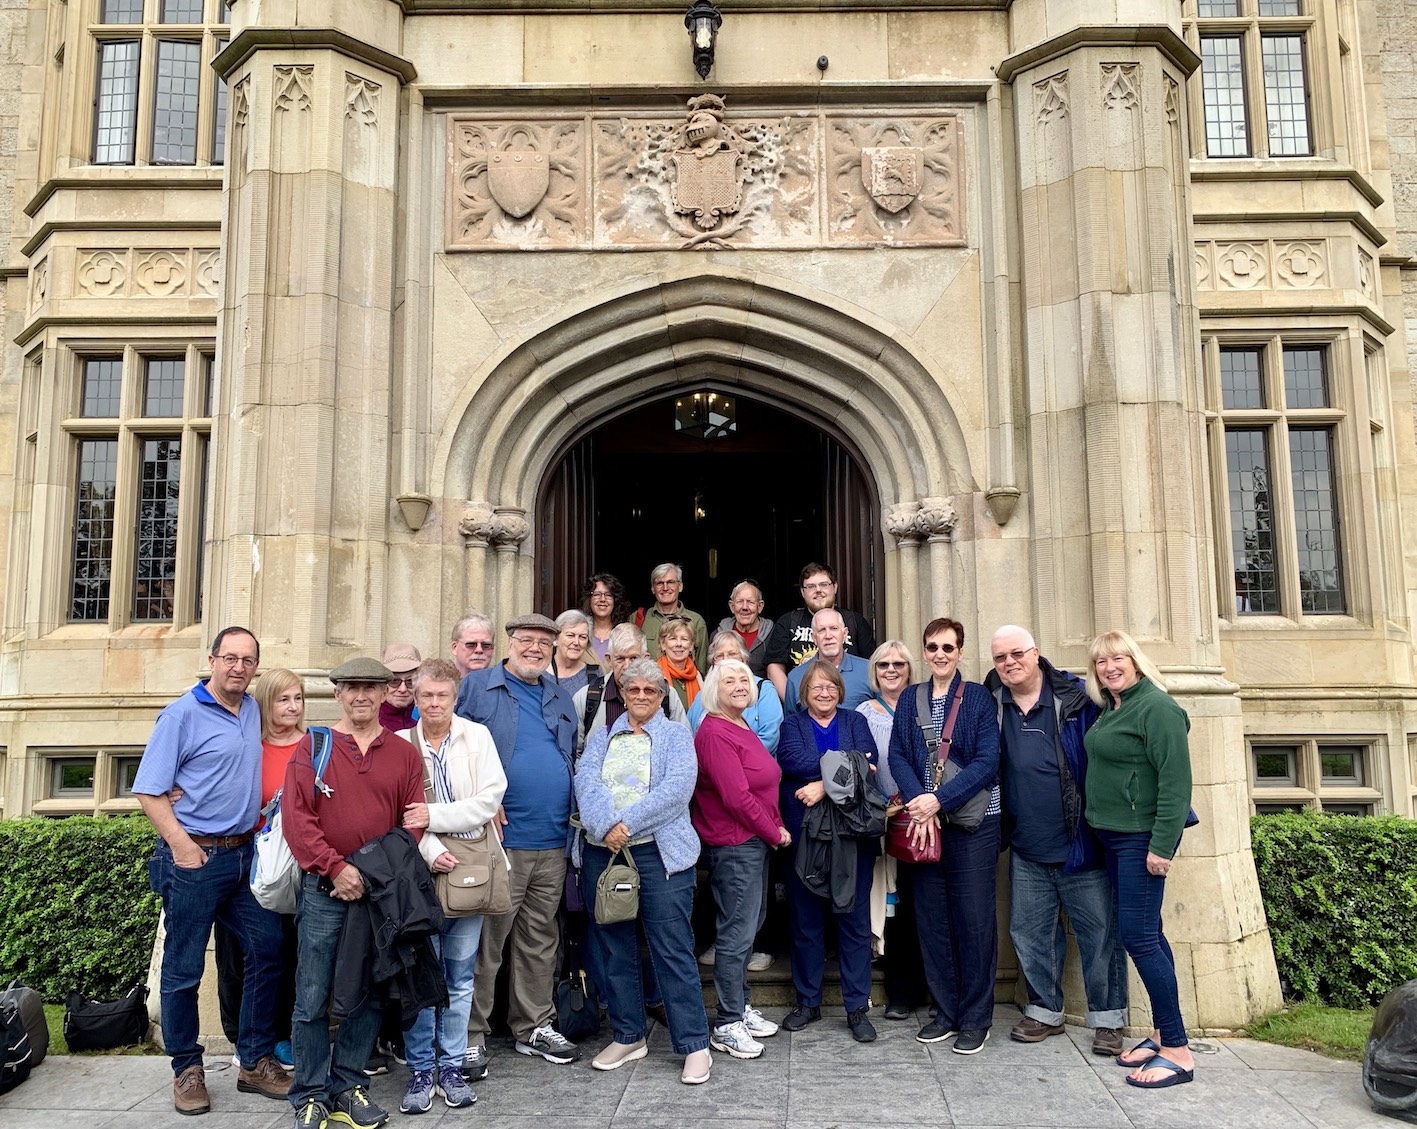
[574,658,711,1084]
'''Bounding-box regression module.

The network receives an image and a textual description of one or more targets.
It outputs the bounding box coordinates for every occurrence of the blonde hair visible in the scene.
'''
[658,617,695,647]
[1084,629,1167,706]
[865,640,915,693]
[254,668,307,742]
[700,659,759,716]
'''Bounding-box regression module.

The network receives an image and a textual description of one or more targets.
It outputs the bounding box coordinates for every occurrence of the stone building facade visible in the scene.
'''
[0,0,1415,1030]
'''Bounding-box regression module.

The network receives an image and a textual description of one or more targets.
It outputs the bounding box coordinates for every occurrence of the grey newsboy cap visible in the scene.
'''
[330,657,394,684]
[504,613,558,635]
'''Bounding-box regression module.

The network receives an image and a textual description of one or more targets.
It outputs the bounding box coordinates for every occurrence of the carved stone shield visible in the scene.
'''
[671,149,744,230]
[488,149,549,219]
[861,146,924,213]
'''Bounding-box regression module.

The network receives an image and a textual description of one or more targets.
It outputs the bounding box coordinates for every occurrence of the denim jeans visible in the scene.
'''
[581,841,709,1055]
[705,838,769,1027]
[785,841,875,1012]
[289,872,385,1108]
[1008,852,1127,1028]
[147,838,283,1074]
[1095,828,1187,1047]
[912,814,1001,1032]
[405,912,484,1072]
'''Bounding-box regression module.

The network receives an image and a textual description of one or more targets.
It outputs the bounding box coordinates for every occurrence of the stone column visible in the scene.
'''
[918,497,958,620]
[885,502,925,649]
[459,501,496,621]
[491,507,531,650]
[1002,15,1281,1027]
[208,2,411,669]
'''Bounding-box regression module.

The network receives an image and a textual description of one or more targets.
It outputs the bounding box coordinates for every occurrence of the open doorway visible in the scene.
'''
[536,391,882,627]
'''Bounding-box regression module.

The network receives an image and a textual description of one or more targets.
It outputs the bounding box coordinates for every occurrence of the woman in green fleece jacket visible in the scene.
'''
[1082,630,1195,1091]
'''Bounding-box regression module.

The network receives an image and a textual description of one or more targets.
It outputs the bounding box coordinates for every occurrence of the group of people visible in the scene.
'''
[133,560,1198,1129]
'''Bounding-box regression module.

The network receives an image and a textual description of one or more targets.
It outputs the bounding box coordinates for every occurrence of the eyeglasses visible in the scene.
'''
[923,641,959,655]
[590,591,613,600]
[875,660,908,670]
[458,639,494,652]
[214,654,258,669]
[387,676,414,688]
[992,648,1036,665]
[624,686,663,697]
[653,579,681,589]
[509,634,551,649]
[802,582,834,593]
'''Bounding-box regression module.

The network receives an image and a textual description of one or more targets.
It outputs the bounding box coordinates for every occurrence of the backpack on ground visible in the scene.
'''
[250,726,333,914]
[0,982,46,1070]
[0,992,34,1094]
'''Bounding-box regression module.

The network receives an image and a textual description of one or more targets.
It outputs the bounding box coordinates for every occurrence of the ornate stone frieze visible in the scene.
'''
[1101,63,1140,112]
[1194,244,1212,290]
[1035,74,1069,124]
[346,75,379,127]
[76,250,127,297]
[1214,242,1268,290]
[195,249,221,297]
[1164,76,1181,126]
[74,248,217,300]
[134,249,187,297]
[446,97,968,252]
[1273,241,1325,289]
[1194,239,1332,293]
[274,66,313,114]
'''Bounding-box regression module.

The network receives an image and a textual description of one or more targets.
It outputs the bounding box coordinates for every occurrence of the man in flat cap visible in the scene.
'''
[378,643,421,732]
[282,657,426,1129]
[456,614,582,1074]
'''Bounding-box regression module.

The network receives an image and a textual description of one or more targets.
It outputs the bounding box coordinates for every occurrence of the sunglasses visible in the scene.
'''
[923,642,959,655]
[875,660,908,670]
[992,648,1035,665]
[386,676,415,688]
[459,640,495,651]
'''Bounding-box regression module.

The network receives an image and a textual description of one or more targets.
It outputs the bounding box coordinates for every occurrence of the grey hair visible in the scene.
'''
[608,623,646,656]
[650,562,683,585]
[811,607,845,632]
[708,629,749,664]
[700,659,758,716]
[555,609,591,634]
[450,612,493,643]
[866,640,916,693]
[619,657,669,697]
[729,580,762,603]
[990,624,1038,652]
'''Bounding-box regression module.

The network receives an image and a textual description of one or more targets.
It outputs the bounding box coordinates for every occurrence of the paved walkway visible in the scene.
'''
[0,1003,1392,1129]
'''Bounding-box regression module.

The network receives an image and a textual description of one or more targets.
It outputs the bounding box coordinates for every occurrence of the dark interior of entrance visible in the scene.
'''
[537,393,881,627]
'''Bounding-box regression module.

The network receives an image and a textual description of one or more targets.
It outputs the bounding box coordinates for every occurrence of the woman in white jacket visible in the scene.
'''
[398,658,508,1113]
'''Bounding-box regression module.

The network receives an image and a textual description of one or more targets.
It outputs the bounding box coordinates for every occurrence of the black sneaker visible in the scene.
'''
[513,1025,582,1064]
[953,1028,990,1055]
[294,1099,328,1129]
[846,1007,877,1043]
[361,1051,389,1077]
[883,1000,911,1020]
[916,1020,958,1044]
[460,1044,489,1082]
[781,1005,821,1032]
[328,1085,390,1129]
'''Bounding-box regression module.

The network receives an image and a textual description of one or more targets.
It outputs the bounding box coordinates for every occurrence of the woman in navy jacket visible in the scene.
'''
[889,617,1001,1056]
[776,660,880,1044]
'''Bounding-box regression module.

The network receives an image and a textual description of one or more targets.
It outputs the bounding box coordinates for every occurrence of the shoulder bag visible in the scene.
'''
[885,680,985,860]
[594,846,640,924]
[249,726,333,913]
[423,758,512,918]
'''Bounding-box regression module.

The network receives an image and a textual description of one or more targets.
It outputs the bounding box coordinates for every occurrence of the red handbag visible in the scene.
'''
[884,682,964,864]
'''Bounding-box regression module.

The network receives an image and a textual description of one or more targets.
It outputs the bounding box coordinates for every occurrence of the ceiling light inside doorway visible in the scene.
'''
[674,391,736,439]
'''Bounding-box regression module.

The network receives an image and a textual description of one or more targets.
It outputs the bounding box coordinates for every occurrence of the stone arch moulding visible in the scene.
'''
[432,267,977,518]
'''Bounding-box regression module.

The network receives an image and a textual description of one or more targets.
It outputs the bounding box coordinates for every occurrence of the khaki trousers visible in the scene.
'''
[468,846,566,1044]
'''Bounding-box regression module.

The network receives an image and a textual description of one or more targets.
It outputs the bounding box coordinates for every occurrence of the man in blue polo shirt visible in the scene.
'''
[784,609,872,713]
[133,626,291,1115]
[455,613,581,1077]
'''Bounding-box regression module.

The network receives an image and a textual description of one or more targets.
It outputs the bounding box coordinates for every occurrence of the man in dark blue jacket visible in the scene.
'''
[455,614,582,1076]
[985,625,1127,1058]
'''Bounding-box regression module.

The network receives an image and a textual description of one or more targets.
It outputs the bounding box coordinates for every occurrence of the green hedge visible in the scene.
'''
[1252,811,1417,1009]
[0,816,161,1002]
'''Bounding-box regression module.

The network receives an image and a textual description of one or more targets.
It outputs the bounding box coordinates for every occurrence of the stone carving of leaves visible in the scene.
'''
[825,117,962,245]
[1274,241,1325,289]
[77,250,127,297]
[490,508,531,547]
[1216,242,1267,290]
[1101,63,1140,112]
[884,501,923,543]
[1035,73,1069,124]
[345,75,379,127]
[448,118,584,248]
[274,66,313,114]
[195,249,220,296]
[916,496,957,539]
[458,502,496,542]
[134,250,188,297]
[1165,76,1181,126]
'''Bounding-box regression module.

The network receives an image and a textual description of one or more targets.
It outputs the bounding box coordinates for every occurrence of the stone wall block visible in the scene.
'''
[1187,929,1283,1030]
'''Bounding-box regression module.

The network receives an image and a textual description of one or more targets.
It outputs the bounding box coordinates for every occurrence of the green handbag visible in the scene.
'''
[594,847,640,925]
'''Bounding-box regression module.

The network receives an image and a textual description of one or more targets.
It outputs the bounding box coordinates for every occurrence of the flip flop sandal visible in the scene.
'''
[1114,1037,1162,1067]
[1125,1054,1195,1089]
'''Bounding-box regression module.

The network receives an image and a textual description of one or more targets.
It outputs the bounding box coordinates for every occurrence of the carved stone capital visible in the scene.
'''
[489,506,531,548]
[884,501,924,544]
[459,501,497,544]
[917,496,957,541]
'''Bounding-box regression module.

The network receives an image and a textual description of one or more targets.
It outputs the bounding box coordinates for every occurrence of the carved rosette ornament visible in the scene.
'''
[885,501,924,544]
[916,496,958,541]
[1216,243,1267,290]
[489,507,531,549]
[1274,241,1326,289]
[459,502,497,544]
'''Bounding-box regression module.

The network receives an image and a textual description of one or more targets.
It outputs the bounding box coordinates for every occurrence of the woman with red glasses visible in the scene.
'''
[889,617,1001,1056]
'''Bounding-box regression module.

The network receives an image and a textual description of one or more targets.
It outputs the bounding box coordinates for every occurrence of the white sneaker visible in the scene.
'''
[709,1021,764,1060]
[742,1004,779,1038]
[747,952,774,972]
[514,1025,582,1064]
[697,947,716,967]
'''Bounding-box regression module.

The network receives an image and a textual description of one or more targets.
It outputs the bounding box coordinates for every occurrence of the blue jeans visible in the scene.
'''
[289,872,385,1108]
[785,841,875,1012]
[148,838,283,1074]
[1008,852,1126,1028]
[581,841,709,1055]
[705,838,769,1027]
[405,913,484,1072]
[912,814,1000,1032]
[1095,828,1187,1048]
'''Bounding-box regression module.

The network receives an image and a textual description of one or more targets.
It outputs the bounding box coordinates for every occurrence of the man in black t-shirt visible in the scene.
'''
[764,562,876,701]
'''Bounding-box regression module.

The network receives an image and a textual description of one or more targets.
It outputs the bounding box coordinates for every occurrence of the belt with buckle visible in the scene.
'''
[188,833,252,849]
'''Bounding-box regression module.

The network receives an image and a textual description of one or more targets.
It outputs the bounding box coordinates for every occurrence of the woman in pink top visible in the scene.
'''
[692,660,792,1062]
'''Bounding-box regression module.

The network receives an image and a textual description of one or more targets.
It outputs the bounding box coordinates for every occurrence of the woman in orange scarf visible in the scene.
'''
[657,618,701,710]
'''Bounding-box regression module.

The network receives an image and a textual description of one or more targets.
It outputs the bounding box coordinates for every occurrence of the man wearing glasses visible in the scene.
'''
[639,563,708,668]
[378,643,421,731]
[449,613,496,678]
[455,614,582,1074]
[765,563,876,701]
[134,627,292,1115]
[983,625,1127,1058]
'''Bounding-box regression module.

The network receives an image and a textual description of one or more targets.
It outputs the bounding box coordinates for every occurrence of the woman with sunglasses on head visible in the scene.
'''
[581,573,634,665]
[889,617,1001,1055]
[858,640,928,1021]
[379,643,422,731]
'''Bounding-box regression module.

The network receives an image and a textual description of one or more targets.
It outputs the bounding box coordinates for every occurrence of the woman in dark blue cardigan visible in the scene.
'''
[777,660,880,1044]
[889,617,1001,1056]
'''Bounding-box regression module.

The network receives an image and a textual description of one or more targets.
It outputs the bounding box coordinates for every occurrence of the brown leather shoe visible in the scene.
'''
[237,1054,293,1099]
[173,1064,211,1115]
[1009,1016,1065,1043]
[1092,1026,1125,1057]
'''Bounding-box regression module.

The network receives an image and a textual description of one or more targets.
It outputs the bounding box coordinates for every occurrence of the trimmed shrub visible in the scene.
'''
[1252,811,1417,1008]
[0,816,160,1002]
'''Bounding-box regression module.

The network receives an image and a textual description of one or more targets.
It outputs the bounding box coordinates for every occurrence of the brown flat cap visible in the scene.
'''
[504,613,558,635]
[380,643,422,673]
[330,657,393,684]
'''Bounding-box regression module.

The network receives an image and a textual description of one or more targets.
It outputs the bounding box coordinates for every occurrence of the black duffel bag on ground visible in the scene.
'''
[0,982,48,1068]
[63,983,149,1052]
